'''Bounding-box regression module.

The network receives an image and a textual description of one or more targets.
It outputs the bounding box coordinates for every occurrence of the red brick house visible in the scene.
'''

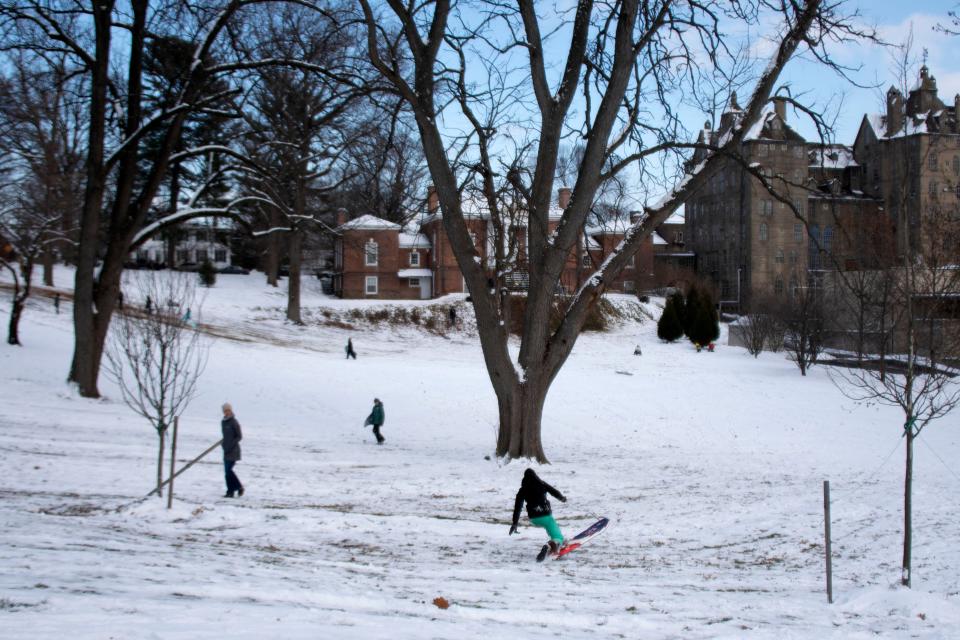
[333,187,655,299]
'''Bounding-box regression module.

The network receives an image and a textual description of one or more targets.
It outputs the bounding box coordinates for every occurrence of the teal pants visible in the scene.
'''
[530,515,564,543]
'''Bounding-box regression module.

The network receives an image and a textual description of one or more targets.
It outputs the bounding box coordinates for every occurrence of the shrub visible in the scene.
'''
[685,284,719,345]
[198,260,216,287]
[657,295,684,342]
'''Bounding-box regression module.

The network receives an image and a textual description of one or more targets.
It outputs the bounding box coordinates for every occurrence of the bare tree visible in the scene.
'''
[778,278,827,375]
[236,3,367,323]
[0,55,85,285]
[104,271,208,497]
[740,295,781,358]
[358,0,870,460]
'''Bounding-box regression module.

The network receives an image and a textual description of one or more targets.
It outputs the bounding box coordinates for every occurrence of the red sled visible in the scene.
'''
[544,517,610,561]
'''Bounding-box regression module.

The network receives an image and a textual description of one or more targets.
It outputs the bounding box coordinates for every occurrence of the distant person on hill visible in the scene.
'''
[221,403,244,498]
[346,338,357,359]
[53,293,60,314]
[509,468,567,561]
[117,290,124,310]
[364,398,385,444]
[448,306,457,328]
[145,295,152,315]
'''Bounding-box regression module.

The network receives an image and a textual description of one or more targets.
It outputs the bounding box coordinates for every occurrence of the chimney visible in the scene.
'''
[773,97,787,122]
[427,185,439,213]
[886,86,904,137]
[335,208,348,227]
[558,187,572,209]
[629,210,642,225]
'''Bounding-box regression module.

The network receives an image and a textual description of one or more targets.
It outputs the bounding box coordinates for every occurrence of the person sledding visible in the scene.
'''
[509,468,567,561]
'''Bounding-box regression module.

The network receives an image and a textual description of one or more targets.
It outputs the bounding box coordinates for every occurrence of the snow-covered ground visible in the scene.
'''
[2,269,959,639]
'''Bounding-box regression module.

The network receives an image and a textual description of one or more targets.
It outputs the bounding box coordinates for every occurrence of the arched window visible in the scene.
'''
[954,155,960,175]
[823,226,834,254]
[775,248,784,264]
[774,276,784,295]
[790,275,799,298]
[759,223,768,241]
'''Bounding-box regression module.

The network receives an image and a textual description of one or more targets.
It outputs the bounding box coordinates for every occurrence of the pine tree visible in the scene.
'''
[686,285,719,345]
[682,285,700,339]
[657,295,684,342]
[199,259,217,287]
[669,290,686,331]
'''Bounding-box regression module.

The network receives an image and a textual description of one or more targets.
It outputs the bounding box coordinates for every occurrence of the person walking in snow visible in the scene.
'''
[364,398,385,444]
[53,293,60,314]
[509,468,567,561]
[345,338,357,359]
[221,403,244,498]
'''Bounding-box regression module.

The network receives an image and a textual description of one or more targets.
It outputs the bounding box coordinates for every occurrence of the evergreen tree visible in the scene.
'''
[199,259,217,287]
[657,295,684,342]
[669,290,686,331]
[683,285,700,338]
[686,284,719,345]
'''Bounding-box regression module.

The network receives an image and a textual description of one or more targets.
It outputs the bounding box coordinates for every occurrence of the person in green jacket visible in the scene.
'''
[364,398,385,444]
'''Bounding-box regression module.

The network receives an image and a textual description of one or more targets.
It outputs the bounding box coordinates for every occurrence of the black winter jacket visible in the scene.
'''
[511,469,565,525]
[221,416,242,462]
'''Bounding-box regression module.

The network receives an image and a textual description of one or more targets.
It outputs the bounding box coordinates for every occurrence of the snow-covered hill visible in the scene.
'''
[1,269,959,639]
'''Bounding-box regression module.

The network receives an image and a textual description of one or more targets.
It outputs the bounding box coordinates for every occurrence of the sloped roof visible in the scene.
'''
[399,232,431,249]
[337,214,401,232]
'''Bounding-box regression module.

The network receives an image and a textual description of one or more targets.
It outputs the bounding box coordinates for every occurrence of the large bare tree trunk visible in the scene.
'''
[265,209,281,287]
[496,381,548,462]
[286,230,303,324]
[69,0,113,397]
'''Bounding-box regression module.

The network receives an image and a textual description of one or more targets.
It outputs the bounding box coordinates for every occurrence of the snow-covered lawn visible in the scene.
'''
[1,270,959,638]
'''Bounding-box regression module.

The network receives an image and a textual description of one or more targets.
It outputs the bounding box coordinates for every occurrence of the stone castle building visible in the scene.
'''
[684,66,959,311]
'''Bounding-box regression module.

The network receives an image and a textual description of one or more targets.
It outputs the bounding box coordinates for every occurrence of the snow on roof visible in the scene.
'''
[652,231,668,245]
[337,214,401,232]
[585,235,601,250]
[809,145,857,169]
[585,216,633,237]
[399,232,431,249]
[397,268,433,278]
[664,209,685,224]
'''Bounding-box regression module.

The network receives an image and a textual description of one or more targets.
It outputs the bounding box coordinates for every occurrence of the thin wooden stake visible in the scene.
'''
[167,417,179,509]
[824,480,833,604]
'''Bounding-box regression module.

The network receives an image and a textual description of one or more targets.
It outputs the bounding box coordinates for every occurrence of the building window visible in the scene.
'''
[774,276,784,295]
[581,254,591,268]
[761,200,773,216]
[793,199,804,215]
[365,276,378,295]
[214,249,227,262]
[409,251,420,266]
[789,250,798,265]
[365,240,378,266]
[136,250,147,261]
[823,226,833,253]
[759,223,768,241]
[954,156,960,175]
[177,249,190,263]
[809,224,821,269]
[928,155,938,171]
[623,280,636,293]
[775,248,784,264]
[929,180,938,196]
[790,276,799,298]
[794,223,803,242]
[196,249,208,262]
[675,231,683,244]
[757,144,768,158]
[956,184,960,199]
[626,254,635,269]
[408,278,420,287]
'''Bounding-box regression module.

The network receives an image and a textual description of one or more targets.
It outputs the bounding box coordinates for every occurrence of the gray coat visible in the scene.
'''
[221,416,242,462]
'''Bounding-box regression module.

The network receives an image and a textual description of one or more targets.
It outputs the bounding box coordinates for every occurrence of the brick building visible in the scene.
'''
[332,188,656,300]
